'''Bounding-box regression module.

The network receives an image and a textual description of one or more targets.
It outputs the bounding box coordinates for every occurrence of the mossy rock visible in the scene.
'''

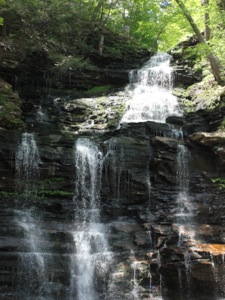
[0,79,26,130]
[60,91,126,133]
[178,75,225,113]
[85,85,113,97]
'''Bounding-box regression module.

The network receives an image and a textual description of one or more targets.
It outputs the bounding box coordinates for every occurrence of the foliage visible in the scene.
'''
[211,177,225,189]
[0,0,150,74]
[85,85,112,97]
[208,1,225,66]
[13,177,73,199]
[0,1,163,64]
[0,83,26,129]
[37,189,73,198]
[0,0,4,25]
[165,0,225,84]
[0,0,224,81]
[53,56,94,72]
[36,177,73,198]
[0,191,15,198]
[220,117,225,130]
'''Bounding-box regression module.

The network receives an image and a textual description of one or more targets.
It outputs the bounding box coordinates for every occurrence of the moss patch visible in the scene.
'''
[211,178,225,189]
[85,85,113,97]
[37,190,73,198]
[0,80,26,129]
[176,75,225,113]
[61,91,126,133]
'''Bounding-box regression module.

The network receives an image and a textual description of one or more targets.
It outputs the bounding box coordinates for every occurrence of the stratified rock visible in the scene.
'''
[189,131,225,147]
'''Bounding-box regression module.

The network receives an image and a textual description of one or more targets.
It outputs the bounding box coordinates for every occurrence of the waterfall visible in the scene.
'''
[16,132,40,196]
[121,53,181,124]
[15,133,46,299]
[70,138,112,300]
[131,260,140,300]
[36,106,49,123]
[103,137,126,202]
[176,144,194,244]
[16,210,46,299]
[103,138,118,198]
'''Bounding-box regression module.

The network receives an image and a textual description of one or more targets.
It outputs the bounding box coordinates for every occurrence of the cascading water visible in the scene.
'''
[16,210,46,299]
[15,132,46,299]
[114,53,181,300]
[175,144,196,299]
[176,144,194,245]
[131,261,140,300]
[16,132,40,196]
[121,53,181,124]
[70,138,112,300]
[37,106,49,123]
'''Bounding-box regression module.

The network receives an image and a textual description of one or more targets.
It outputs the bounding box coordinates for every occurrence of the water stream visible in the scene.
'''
[15,133,46,299]
[121,52,181,124]
[15,132,40,197]
[70,138,112,300]
[16,210,46,299]
[176,144,194,245]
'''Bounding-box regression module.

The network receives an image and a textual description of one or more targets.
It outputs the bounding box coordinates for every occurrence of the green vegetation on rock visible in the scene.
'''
[211,177,225,189]
[0,191,16,198]
[0,80,26,129]
[85,85,113,97]
[15,177,74,200]
[37,190,73,198]
[220,118,225,130]
[176,74,225,113]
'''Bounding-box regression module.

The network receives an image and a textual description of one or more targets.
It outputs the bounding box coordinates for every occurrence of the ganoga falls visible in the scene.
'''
[1,52,225,300]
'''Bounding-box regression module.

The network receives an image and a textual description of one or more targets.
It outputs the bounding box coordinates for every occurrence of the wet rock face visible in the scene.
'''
[0,118,224,299]
[1,50,225,299]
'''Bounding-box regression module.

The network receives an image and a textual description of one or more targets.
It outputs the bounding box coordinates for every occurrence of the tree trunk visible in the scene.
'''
[201,0,210,40]
[208,53,225,85]
[174,0,225,85]
[217,0,225,10]
[222,0,225,9]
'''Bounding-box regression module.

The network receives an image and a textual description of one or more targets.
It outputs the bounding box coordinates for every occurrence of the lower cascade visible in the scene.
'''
[70,138,112,300]
[14,133,46,299]
[16,210,46,299]
[175,144,194,246]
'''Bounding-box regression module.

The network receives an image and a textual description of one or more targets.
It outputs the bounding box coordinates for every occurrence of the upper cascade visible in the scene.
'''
[121,52,182,124]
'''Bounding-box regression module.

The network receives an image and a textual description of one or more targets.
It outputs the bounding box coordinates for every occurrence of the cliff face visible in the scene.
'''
[0,45,225,300]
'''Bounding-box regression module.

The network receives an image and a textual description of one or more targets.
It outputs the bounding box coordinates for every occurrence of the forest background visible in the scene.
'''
[0,0,225,83]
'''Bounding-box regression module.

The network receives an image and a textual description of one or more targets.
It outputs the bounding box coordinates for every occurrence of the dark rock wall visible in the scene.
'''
[0,119,225,299]
[0,50,225,299]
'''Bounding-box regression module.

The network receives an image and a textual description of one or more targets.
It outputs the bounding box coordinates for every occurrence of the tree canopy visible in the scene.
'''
[0,0,225,82]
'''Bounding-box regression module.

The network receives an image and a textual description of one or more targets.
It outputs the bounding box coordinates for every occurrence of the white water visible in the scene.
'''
[16,210,46,299]
[121,53,181,124]
[15,133,46,298]
[16,132,40,195]
[176,144,194,245]
[131,260,140,300]
[37,106,49,123]
[70,138,112,300]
